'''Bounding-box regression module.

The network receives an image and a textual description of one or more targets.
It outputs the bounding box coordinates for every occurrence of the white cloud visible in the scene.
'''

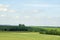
[0,15,5,17]
[0,8,8,12]
[15,16,19,18]
[0,4,16,13]
[24,16,30,19]
[3,8,8,12]
[9,10,16,13]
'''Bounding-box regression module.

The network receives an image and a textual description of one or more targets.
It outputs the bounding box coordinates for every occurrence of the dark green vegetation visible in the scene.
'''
[39,28,60,35]
[0,24,41,32]
[0,24,60,35]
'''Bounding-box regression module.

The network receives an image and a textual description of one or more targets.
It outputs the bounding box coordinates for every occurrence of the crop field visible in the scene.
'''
[0,32,60,40]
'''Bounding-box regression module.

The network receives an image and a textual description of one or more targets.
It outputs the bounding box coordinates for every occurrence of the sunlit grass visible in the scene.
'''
[0,32,60,40]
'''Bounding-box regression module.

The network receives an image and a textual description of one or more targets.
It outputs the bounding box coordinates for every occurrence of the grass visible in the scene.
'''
[0,32,60,40]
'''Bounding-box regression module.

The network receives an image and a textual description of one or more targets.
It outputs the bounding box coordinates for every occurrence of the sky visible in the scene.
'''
[0,0,60,26]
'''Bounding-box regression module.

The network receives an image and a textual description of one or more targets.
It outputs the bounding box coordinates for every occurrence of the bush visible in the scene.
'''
[39,29,60,36]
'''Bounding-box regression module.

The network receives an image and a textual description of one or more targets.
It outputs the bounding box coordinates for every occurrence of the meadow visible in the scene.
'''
[0,32,60,40]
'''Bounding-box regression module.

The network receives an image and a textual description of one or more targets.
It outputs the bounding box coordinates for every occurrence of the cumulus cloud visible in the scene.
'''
[0,4,16,12]
[0,7,8,12]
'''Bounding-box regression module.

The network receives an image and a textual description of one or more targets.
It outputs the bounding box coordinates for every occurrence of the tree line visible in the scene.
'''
[0,24,60,35]
[0,24,41,32]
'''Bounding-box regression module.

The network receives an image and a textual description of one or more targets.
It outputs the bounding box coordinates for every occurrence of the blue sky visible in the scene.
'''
[0,0,60,26]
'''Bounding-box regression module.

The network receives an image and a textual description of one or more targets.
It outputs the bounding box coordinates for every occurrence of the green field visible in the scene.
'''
[0,32,60,40]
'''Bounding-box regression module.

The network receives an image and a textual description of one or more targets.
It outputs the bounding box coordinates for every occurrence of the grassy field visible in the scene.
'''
[0,32,60,40]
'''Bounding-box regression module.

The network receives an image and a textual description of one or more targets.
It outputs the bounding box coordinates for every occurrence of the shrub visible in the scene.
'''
[39,29,60,36]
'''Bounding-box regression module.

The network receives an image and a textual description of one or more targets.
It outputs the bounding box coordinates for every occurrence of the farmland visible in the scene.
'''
[0,32,60,40]
[0,25,60,40]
